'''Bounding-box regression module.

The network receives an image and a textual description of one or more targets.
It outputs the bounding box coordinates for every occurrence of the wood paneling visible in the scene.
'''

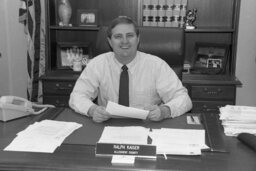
[187,0,234,27]
[98,0,139,26]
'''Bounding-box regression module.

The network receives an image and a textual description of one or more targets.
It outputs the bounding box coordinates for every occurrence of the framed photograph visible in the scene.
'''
[57,42,92,70]
[77,9,98,26]
[191,42,230,75]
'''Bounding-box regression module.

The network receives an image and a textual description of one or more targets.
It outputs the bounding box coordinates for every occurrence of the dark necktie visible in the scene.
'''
[118,65,129,106]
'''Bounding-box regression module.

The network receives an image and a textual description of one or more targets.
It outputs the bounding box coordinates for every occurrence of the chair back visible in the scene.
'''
[95,26,185,79]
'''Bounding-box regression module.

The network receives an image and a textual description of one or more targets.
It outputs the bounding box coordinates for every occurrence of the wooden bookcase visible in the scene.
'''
[41,0,241,113]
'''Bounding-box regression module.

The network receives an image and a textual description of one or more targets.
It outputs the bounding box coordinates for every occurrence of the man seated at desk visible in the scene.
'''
[69,16,192,123]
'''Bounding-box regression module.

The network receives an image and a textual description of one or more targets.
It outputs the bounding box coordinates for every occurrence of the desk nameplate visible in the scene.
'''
[96,143,156,159]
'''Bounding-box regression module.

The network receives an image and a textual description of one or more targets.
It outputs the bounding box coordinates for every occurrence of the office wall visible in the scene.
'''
[0,0,27,98]
[0,0,10,95]
[236,0,256,106]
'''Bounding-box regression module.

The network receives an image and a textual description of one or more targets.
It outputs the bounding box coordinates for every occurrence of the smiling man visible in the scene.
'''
[69,16,192,123]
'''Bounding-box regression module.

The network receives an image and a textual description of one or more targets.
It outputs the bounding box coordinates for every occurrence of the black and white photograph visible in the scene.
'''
[57,42,92,69]
[1,0,256,170]
[77,9,98,26]
[192,42,230,74]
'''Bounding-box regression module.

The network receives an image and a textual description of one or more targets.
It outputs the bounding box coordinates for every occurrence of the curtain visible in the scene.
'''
[19,0,46,102]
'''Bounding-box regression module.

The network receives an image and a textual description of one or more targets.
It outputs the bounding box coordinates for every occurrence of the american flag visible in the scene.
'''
[19,0,45,102]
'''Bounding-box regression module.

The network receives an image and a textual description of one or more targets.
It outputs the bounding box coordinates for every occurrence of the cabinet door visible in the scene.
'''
[192,100,234,113]
[43,95,70,107]
[43,81,75,95]
[187,0,234,28]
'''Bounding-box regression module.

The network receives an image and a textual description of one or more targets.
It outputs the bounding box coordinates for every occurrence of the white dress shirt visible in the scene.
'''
[69,51,192,118]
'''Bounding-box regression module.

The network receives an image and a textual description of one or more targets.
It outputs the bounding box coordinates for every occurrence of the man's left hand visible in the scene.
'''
[145,105,171,121]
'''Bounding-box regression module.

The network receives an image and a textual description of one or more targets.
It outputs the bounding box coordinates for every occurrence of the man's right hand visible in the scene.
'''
[88,105,111,123]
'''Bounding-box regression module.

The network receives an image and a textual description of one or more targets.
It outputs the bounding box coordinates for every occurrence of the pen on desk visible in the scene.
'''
[190,115,195,122]
[163,153,167,160]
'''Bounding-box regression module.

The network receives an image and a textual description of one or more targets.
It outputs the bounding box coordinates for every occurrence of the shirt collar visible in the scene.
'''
[112,51,140,73]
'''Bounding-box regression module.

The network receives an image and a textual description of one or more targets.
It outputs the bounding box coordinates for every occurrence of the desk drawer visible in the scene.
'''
[192,100,233,113]
[43,81,75,95]
[191,86,235,100]
[43,95,69,107]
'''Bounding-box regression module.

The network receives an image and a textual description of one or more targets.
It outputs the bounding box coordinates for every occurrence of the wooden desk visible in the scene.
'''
[0,108,256,171]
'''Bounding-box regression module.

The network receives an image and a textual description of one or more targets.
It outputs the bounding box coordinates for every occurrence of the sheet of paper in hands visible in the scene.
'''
[106,101,149,120]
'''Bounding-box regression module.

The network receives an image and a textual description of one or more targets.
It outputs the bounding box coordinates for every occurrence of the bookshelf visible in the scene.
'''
[42,0,241,113]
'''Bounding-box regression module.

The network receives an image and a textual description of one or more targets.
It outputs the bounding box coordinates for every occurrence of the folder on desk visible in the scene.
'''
[150,128,208,155]
[201,113,227,152]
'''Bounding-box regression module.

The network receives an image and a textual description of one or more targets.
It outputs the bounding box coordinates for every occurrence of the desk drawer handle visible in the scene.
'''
[54,84,73,90]
[203,88,223,95]
[202,105,220,112]
[205,108,218,112]
[55,100,66,107]
[57,87,71,90]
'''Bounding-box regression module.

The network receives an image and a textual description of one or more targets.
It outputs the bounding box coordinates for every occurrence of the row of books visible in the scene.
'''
[142,0,188,28]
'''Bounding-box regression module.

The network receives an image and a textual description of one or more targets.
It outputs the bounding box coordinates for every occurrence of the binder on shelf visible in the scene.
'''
[179,0,187,28]
[142,0,151,26]
[142,0,186,28]
[180,0,187,16]
[157,0,166,27]
[172,0,181,16]
[165,16,172,27]
[150,0,158,27]
[165,0,174,19]
[171,0,181,27]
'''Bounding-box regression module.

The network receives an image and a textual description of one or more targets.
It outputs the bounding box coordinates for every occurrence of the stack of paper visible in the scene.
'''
[150,128,208,155]
[106,101,149,120]
[4,120,82,153]
[98,126,208,156]
[219,105,256,136]
[98,126,149,145]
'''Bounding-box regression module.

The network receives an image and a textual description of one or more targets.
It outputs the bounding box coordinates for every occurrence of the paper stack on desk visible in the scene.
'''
[150,128,208,155]
[4,120,82,153]
[219,105,256,136]
[98,126,208,156]
[98,126,149,145]
[106,101,149,120]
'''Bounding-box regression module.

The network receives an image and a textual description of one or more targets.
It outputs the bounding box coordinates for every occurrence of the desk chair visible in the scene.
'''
[95,26,185,79]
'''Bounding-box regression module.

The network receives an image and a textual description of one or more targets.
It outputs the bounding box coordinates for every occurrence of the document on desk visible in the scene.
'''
[219,105,256,136]
[4,120,82,153]
[106,101,149,120]
[98,126,149,145]
[150,128,208,155]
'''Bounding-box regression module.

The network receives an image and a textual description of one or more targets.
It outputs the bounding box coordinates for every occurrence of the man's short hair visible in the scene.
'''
[106,16,140,38]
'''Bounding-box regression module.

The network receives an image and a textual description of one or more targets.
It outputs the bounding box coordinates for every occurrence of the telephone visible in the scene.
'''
[0,96,55,122]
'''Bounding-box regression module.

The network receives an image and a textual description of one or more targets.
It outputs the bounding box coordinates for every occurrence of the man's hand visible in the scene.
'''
[88,105,111,123]
[145,105,171,121]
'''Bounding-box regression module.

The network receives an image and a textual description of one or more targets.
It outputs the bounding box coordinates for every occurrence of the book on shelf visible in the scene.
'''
[142,0,187,28]
[142,0,151,26]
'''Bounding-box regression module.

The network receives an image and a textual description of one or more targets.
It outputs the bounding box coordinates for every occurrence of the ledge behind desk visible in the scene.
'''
[0,108,256,171]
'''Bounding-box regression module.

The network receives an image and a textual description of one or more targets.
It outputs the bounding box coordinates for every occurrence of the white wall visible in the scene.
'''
[0,0,10,95]
[0,0,27,98]
[236,0,256,106]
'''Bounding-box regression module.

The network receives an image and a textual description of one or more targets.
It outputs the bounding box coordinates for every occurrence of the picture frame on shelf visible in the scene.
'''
[57,42,92,70]
[191,42,230,75]
[77,9,98,26]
